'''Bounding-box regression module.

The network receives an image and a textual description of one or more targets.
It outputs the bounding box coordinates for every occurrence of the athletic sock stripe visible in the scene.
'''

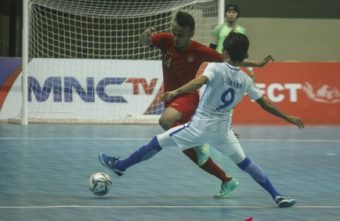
[237,157,251,170]
[151,136,162,151]
[169,125,186,136]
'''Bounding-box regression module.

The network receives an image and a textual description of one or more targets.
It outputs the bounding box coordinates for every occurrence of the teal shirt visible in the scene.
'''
[213,24,246,53]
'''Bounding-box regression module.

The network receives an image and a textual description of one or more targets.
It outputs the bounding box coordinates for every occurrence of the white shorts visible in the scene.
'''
[156,118,246,164]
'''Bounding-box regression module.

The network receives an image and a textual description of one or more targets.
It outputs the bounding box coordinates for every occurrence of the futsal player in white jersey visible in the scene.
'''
[98,32,304,208]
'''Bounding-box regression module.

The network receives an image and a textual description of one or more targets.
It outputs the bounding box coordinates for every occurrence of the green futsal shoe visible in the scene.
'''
[214,177,239,198]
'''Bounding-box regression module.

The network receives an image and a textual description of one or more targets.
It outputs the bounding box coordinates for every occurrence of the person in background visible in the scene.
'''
[211,3,273,138]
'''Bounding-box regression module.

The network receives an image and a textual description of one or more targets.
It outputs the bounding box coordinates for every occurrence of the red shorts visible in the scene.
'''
[165,92,199,124]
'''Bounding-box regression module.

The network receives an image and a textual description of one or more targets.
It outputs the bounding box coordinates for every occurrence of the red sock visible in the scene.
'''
[182,148,197,163]
[182,148,231,183]
[174,122,231,183]
[200,157,231,183]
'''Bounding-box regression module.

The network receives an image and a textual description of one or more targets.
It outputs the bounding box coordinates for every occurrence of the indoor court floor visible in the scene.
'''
[0,124,339,221]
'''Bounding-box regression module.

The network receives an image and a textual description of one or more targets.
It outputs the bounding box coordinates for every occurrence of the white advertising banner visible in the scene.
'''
[28,59,163,122]
[1,59,164,123]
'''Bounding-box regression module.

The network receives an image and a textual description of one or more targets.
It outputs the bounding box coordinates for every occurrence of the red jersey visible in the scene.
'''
[151,33,223,92]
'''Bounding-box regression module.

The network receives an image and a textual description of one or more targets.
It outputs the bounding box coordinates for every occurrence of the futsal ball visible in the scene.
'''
[88,172,112,196]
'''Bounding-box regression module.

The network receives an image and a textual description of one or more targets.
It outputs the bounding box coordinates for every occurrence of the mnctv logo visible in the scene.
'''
[28,76,158,103]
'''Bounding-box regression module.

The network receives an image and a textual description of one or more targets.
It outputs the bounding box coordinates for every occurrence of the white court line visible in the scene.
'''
[0,205,340,209]
[0,137,152,141]
[0,137,339,143]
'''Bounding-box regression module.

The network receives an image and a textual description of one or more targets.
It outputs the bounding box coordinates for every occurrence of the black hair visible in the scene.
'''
[174,11,195,31]
[223,32,249,62]
[225,3,240,17]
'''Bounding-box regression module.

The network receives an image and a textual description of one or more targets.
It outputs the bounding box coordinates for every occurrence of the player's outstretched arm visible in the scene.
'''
[161,75,209,102]
[245,67,256,80]
[138,27,155,46]
[241,55,274,67]
[255,97,305,128]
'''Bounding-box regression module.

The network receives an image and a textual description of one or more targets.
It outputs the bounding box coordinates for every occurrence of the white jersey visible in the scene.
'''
[157,62,262,164]
[194,62,262,122]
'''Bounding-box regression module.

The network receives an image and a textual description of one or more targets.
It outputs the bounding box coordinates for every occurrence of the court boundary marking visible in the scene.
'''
[0,205,340,209]
[0,137,339,143]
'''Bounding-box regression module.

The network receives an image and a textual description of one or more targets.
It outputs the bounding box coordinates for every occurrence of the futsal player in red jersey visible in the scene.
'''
[139,11,273,197]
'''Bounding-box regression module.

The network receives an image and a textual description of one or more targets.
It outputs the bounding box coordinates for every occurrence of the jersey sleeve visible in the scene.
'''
[246,77,263,101]
[236,25,246,34]
[202,63,217,83]
[212,24,224,39]
[151,33,172,49]
[196,62,209,78]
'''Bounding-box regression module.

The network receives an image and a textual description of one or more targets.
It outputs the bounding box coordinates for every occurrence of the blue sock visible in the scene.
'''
[237,157,281,199]
[116,136,162,171]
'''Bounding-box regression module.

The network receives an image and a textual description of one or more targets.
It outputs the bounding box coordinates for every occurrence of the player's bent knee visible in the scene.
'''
[158,117,173,130]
